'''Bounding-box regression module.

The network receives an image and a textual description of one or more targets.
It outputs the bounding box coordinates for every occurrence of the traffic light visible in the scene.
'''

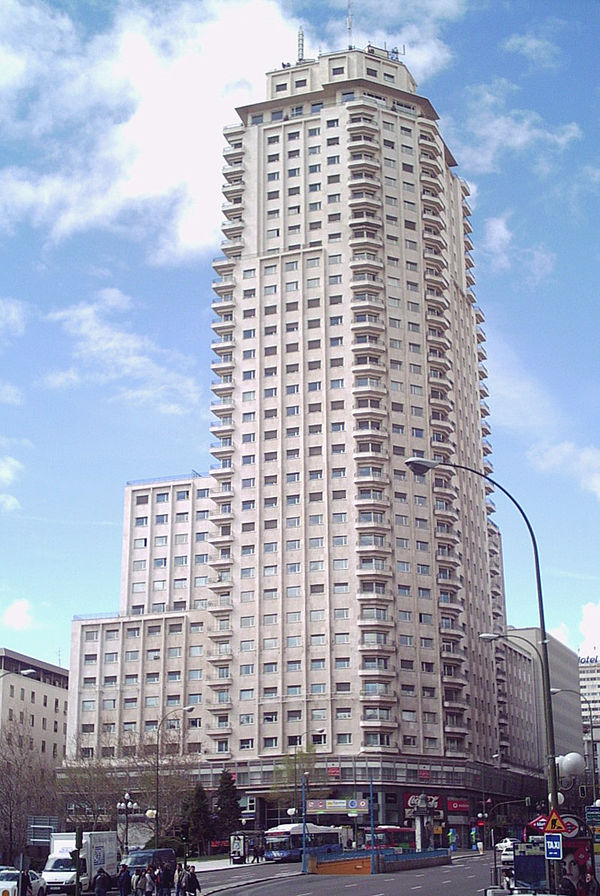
[70,850,79,866]
[181,823,190,842]
[579,785,587,799]
[525,796,531,807]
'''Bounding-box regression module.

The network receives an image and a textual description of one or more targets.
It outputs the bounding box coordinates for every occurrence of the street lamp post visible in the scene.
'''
[550,688,597,803]
[155,706,194,848]
[117,793,139,855]
[406,456,559,811]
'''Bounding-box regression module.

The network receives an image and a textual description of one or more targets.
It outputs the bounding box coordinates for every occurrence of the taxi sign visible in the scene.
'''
[545,832,563,860]
[544,809,566,833]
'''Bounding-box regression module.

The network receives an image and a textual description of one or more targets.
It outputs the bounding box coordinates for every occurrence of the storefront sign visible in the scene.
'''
[447,798,470,814]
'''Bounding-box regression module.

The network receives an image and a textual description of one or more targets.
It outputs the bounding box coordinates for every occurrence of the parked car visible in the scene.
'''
[0,869,46,896]
[496,837,519,851]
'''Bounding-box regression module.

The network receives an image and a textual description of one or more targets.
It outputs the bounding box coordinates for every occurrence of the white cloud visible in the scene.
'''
[503,32,560,69]
[579,603,600,656]
[481,214,513,271]
[0,381,23,405]
[0,298,27,340]
[0,494,20,512]
[0,0,468,261]
[0,0,306,262]
[528,441,600,502]
[486,336,561,439]
[0,455,23,487]
[46,287,201,414]
[1,598,33,631]
[479,214,555,283]
[451,78,581,175]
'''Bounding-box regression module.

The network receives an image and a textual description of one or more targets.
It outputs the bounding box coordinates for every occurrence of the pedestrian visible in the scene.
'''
[251,842,258,864]
[118,864,132,896]
[93,868,111,896]
[174,864,184,896]
[21,870,33,896]
[259,839,265,862]
[183,865,200,896]
[134,869,145,896]
[144,866,156,896]
[160,861,173,896]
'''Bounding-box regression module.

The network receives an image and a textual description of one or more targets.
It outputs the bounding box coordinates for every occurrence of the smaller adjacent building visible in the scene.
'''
[0,648,69,761]
[579,651,600,797]
[507,628,583,767]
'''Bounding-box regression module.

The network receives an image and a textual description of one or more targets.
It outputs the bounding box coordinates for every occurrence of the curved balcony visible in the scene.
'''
[210,397,234,416]
[211,378,234,397]
[207,596,233,612]
[222,199,244,220]
[212,276,236,296]
[426,330,451,353]
[350,294,384,314]
[359,689,395,703]
[436,572,462,592]
[212,318,235,336]
[358,613,394,629]
[438,596,463,615]
[357,588,392,602]
[211,294,236,315]
[347,118,379,135]
[349,231,383,250]
[349,171,379,189]
[223,143,243,163]
[221,218,244,240]
[350,213,383,229]
[419,155,442,175]
[421,189,445,212]
[428,370,453,391]
[351,316,385,336]
[222,162,244,183]
[354,491,390,509]
[348,155,380,173]
[222,180,244,200]
[210,420,234,438]
[436,549,461,568]
[350,274,384,291]
[211,337,235,355]
[348,136,380,153]
[423,229,447,251]
[210,441,234,459]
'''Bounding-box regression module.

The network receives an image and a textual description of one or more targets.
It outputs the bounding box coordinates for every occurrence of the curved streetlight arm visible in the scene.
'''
[407,457,559,811]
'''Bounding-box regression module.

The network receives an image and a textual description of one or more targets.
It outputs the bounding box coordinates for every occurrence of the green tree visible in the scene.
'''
[266,744,330,814]
[214,770,240,838]
[182,783,214,856]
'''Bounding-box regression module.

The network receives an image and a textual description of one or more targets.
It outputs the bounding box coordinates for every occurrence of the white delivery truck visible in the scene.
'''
[43,831,118,894]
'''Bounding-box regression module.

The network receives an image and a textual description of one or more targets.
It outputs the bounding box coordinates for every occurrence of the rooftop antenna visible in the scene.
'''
[347,0,353,49]
[297,26,304,63]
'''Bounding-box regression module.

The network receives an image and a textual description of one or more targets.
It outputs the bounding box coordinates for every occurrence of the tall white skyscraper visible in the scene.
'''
[211,43,502,763]
[69,43,546,838]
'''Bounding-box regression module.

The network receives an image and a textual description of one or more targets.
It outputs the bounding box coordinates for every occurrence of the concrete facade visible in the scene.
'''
[0,648,69,762]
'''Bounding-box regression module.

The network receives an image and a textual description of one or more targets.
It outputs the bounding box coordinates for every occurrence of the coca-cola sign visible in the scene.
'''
[404,793,441,809]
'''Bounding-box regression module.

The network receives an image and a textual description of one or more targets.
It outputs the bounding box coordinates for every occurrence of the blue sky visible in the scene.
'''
[1,0,600,668]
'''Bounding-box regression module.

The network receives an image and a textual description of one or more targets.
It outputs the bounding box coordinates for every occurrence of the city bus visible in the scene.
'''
[365,825,417,851]
[264,822,342,862]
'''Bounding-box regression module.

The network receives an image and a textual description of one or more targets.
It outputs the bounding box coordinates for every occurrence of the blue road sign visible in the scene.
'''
[545,832,563,860]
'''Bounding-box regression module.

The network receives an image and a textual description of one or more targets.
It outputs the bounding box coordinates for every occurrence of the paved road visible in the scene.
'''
[201,852,496,895]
